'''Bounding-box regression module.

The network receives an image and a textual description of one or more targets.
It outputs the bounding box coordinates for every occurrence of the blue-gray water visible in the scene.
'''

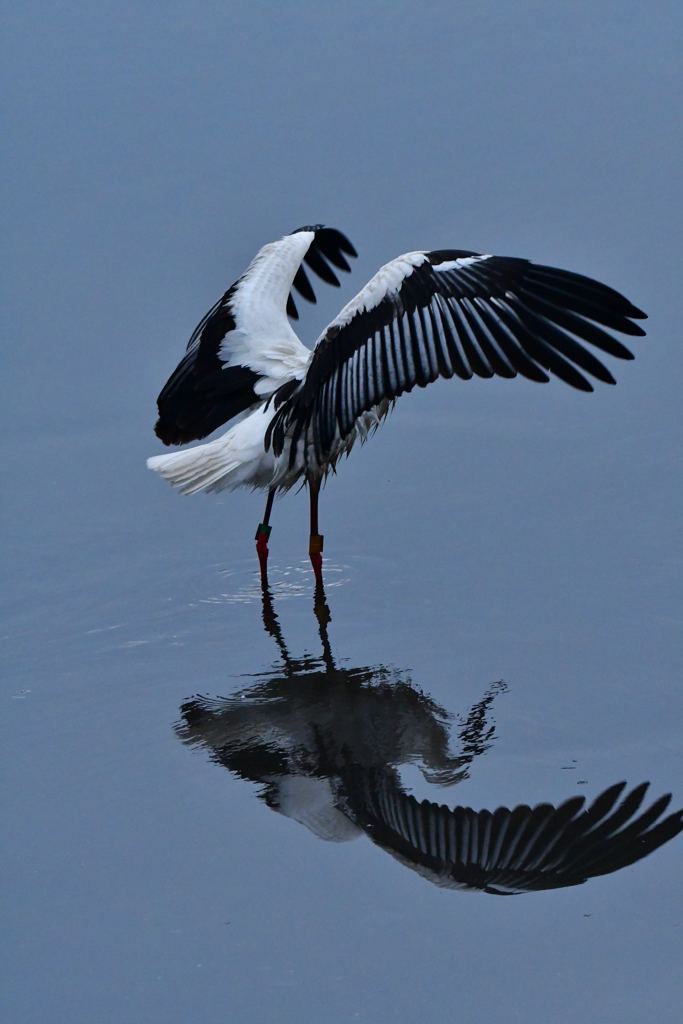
[3,4,683,1022]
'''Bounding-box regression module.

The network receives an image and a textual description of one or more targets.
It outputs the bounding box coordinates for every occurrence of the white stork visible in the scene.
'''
[147,225,646,581]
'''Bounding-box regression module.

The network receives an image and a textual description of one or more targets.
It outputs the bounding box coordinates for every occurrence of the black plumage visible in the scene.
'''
[266,251,647,467]
[348,777,683,894]
[154,283,264,445]
[287,226,358,318]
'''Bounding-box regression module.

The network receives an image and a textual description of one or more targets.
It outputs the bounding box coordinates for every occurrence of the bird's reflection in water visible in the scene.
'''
[176,582,683,895]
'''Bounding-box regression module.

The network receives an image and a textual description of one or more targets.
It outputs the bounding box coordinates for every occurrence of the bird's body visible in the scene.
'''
[147,226,386,496]
[147,224,646,578]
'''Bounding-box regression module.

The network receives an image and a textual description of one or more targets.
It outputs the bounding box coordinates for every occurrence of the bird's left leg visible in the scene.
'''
[308,476,324,585]
[255,487,275,583]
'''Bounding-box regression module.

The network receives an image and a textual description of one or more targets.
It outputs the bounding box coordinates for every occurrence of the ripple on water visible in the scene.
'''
[200,562,351,605]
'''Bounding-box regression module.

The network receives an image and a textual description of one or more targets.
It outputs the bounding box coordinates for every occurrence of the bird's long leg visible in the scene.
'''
[308,475,324,585]
[255,487,275,584]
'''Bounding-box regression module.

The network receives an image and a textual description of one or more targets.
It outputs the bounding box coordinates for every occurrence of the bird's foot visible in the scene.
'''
[309,534,324,585]
[256,524,272,583]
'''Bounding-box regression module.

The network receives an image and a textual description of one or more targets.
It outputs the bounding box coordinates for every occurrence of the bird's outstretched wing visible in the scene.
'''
[154,226,356,445]
[265,251,646,465]
[348,777,682,894]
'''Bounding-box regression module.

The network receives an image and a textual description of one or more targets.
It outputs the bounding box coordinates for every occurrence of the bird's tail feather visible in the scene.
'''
[147,408,275,495]
[147,445,240,495]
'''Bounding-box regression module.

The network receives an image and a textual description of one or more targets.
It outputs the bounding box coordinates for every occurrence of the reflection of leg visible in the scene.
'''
[313,578,334,670]
[260,574,292,668]
[256,488,275,584]
[260,576,277,636]
[308,476,323,584]
[314,579,330,626]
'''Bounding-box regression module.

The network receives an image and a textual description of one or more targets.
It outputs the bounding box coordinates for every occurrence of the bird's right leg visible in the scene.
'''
[255,488,275,583]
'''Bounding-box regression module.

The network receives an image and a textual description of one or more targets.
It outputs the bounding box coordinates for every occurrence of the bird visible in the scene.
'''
[176,581,683,894]
[147,225,647,582]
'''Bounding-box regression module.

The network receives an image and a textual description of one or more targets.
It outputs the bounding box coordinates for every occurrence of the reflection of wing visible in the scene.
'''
[351,778,683,894]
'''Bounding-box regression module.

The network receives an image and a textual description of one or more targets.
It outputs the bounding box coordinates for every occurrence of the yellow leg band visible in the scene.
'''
[309,534,324,555]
